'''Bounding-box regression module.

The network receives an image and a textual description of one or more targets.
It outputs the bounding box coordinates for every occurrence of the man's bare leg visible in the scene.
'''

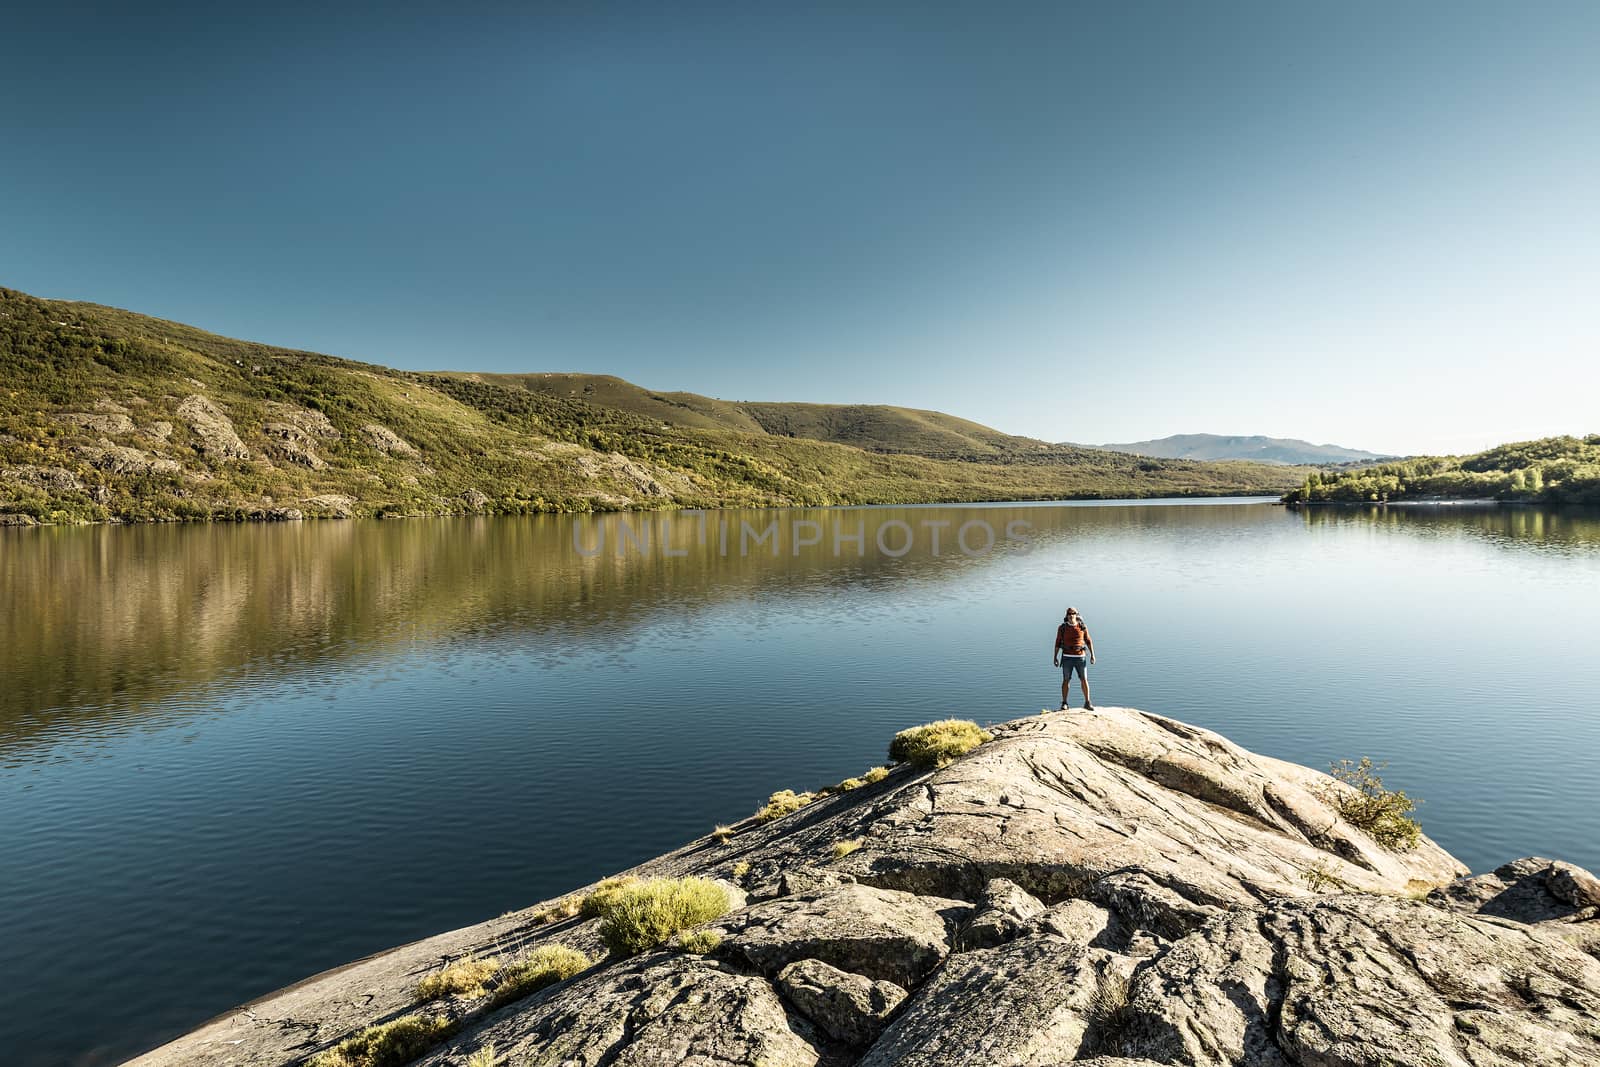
[1082,675,1094,710]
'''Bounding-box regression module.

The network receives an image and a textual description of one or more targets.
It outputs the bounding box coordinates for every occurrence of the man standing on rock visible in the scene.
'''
[1053,607,1096,711]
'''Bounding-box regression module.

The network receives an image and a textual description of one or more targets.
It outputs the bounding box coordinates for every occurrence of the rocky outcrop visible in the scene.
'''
[130,708,1600,1067]
[75,440,183,475]
[61,410,136,434]
[259,404,339,470]
[361,422,419,457]
[2,464,85,493]
[177,395,250,461]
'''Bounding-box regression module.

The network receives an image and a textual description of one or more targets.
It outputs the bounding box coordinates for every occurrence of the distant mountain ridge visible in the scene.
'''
[1091,433,1390,466]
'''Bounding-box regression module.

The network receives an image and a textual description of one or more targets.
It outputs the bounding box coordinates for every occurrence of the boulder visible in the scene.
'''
[1429,855,1600,923]
[775,958,905,1047]
[955,877,1046,950]
[715,883,970,987]
[417,954,825,1067]
[860,932,1136,1066]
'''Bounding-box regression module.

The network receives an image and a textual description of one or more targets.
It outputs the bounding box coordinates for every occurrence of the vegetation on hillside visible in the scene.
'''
[1283,436,1600,506]
[0,286,1303,524]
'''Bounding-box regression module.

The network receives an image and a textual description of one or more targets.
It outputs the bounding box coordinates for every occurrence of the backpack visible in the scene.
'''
[1057,621,1087,654]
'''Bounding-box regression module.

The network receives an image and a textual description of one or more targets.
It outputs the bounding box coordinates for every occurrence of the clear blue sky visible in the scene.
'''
[4,2,1597,455]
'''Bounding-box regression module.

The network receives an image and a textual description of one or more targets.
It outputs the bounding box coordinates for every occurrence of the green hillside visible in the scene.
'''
[0,286,1305,525]
[456,371,1050,457]
[1283,436,1600,506]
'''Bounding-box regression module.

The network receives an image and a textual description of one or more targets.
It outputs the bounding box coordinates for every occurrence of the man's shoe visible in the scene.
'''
[1082,703,1095,711]
[1059,702,1070,712]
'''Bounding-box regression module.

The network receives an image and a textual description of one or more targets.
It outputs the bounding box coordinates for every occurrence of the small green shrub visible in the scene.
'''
[308,1014,457,1067]
[831,838,863,860]
[1325,758,1422,852]
[862,765,890,784]
[755,789,817,823]
[595,877,733,956]
[488,944,591,1006]
[415,955,499,1001]
[676,929,723,954]
[835,776,866,791]
[888,720,992,769]
[579,875,639,918]
[731,861,751,879]
[1300,860,1353,892]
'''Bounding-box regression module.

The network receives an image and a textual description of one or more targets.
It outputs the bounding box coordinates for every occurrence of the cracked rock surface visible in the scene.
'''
[130,707,1600,1067]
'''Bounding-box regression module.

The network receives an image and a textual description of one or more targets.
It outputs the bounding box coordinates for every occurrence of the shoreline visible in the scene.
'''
[0,488,1290,530]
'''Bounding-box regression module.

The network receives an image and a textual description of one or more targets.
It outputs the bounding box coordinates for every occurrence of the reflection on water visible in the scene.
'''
[2,499,1598,1066]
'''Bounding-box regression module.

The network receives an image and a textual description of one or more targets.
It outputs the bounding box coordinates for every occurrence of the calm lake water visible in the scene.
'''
[4,499,1599,1065]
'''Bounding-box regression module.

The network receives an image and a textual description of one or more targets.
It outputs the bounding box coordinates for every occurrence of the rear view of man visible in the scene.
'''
[1052,607,1096,711]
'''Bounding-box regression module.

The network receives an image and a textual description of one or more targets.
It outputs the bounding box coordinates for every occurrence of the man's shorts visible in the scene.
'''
[1060,654,1088,682]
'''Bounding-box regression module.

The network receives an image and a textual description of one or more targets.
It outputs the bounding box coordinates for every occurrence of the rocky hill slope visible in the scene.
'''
[130,707,1600,1067]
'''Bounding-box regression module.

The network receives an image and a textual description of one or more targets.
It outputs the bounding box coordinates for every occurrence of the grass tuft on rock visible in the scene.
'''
[1325,757,1422,852]
[416,956,499,1001]
[594,877,733,956]
[1300,860,1354,892]
[308,1014,457,1067]
[676,929,723,954]
[888,720,992,769]
[831,838,863,860]
[463,1046,499,1067]
[862,765,890,784]
[755,788,817,823]
[488,944,591,1007]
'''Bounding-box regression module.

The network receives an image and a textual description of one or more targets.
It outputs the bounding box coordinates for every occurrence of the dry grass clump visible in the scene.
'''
[1324,758,1422,852]
[712,824,735,843]
[676,929,724,954]
[831,838,863,860]
[731,861,751,879]
[862,765,890,784]
[308,1014,457,1067]
[594,877,733,956]
[416,956,499,1001]
[488,944,592,1007]
[529,895,582,926]
[1082,971,1136,1056]
[835,776,866,791]
[463,1046,499,1067]
[755,788,818,823]
[888,720,992,769]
